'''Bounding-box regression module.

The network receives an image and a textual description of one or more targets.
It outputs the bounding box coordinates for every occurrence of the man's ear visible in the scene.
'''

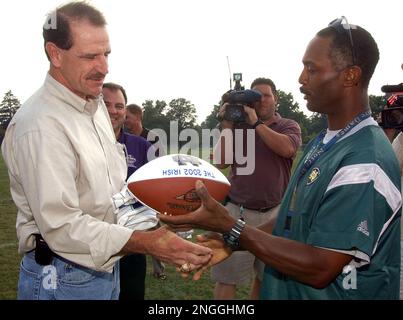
[45,42,63,68]
[344,66,362,87]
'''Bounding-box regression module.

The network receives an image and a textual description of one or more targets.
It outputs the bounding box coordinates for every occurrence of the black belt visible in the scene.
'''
[228,199,277,213]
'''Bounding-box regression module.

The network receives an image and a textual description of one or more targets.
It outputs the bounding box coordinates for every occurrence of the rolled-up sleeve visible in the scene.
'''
[280,120,302,155]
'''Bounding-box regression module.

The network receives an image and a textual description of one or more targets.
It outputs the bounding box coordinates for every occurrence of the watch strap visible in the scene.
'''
[222,218,246,250]
[252,119,264,129]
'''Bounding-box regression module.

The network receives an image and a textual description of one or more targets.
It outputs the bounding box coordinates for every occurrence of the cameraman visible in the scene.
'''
[212,77,302,299]
[383,124,403,300]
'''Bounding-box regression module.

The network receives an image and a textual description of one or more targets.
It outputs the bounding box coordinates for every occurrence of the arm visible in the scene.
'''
[121,226,212,269]
[244,107,301,158]
[159,181,352,288]
[240,226,352,288]
[254,124,298,158]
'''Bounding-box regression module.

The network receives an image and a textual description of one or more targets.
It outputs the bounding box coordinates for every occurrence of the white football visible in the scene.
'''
[127,154,230,215]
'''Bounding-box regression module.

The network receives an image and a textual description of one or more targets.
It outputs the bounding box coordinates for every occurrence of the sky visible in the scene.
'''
[0,0,402,124]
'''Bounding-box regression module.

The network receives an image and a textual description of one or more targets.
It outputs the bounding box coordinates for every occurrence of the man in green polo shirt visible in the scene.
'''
[160,17,401,299]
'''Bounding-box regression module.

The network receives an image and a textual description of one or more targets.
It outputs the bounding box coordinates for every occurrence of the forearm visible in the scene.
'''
[121,227,214,268]
[239,226,352,288]
[120,231,148,255]
[255,125,296,158]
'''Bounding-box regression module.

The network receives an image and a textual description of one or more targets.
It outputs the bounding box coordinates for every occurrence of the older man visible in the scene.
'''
[1,1,211,300]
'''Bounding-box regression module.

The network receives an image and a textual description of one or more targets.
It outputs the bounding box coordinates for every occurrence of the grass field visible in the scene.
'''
[0,155,251,300]
[0,155,20,299]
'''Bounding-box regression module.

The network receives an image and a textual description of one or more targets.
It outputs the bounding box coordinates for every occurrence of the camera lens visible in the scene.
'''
[224,104,245,123]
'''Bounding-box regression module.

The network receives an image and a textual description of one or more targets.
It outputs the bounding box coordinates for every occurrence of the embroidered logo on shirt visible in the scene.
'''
[357,220,369,236]
[127,154,137,168]
[307,167,320,185]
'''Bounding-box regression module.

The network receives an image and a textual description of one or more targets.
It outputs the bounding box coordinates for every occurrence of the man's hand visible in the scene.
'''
[178,232,232,281]
[216,103,234,129]
[157,180,238,280]
[123,225,212,272]
[243,105,258,126]
[158,180,236,234]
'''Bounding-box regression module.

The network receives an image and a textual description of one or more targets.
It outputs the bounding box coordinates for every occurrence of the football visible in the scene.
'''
[127,154,231,215]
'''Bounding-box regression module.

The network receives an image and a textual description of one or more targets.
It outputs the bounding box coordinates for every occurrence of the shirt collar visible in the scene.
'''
[323,116,378,144]
[264,112,281,126]
[271,112,281,123]
[44,73,101,115]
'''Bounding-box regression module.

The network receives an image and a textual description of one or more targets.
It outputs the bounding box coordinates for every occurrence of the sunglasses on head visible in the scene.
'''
[328,16,357,66]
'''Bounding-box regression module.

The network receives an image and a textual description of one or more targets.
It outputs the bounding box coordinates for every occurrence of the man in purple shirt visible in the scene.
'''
[102,82,153,300]
[117,127,153,178]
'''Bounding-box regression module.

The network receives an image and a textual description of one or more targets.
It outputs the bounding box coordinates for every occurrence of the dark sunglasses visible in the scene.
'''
[328,16,357,66]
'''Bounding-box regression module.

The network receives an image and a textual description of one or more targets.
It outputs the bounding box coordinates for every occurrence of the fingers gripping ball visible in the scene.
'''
[127,154,230,216]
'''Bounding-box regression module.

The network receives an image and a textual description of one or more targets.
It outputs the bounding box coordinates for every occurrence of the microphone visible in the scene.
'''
[381,83,403,93]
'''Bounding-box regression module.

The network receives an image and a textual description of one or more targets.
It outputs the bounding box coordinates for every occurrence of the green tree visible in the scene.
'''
[277,90,305,122]
[0,90,20,129]
[276,90,314,144]
[142,99,169,133]
[369,94,386,119]
[166,98,198,131]
[201,103,220,129]
[305,113,327,142]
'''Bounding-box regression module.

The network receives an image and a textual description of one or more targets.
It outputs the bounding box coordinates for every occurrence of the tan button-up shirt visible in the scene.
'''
[1,74,133,272]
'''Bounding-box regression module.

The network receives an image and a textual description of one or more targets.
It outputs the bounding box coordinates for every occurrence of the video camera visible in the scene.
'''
[379,83,403,130]
[221,73,262,123]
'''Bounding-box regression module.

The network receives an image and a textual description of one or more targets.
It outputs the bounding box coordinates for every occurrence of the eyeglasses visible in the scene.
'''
[328,16,357,66]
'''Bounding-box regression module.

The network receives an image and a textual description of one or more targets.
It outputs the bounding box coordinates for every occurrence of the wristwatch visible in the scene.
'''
[222,219,246,250]
[252,119,264,129]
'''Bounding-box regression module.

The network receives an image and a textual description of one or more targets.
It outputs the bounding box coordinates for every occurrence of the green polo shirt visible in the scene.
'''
[261,122,401,299]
